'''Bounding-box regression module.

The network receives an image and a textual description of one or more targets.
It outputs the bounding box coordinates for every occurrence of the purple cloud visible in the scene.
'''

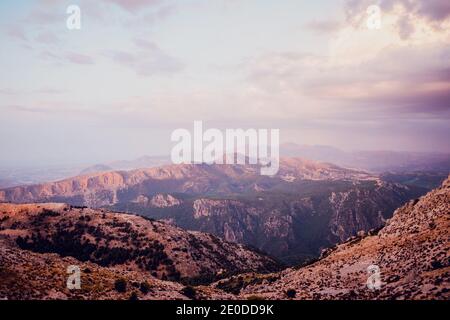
[415,0,450,22]
[38,50,95,66]
[107,40,183,76]
[134,38,159,50]
[35,32,60,45]
[38,50,62,62]
[26,8,60,26]
[105,0,162,12]
[343,0,450,40]
[6,25,27,41]
[305,20,342,34]
[346,0,450,23]
[111,50,136,65]
[66,52,95,65]
[246,43,450,120]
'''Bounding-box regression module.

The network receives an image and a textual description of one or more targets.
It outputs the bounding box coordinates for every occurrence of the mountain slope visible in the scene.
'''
[0,239,186,300]
[0,203,279,285]
[0,158,373,207]
[118,179,422,264]
[281,143,450,173]
[0,158,427,264]
[0,177,448,300]
[228,176,450,299]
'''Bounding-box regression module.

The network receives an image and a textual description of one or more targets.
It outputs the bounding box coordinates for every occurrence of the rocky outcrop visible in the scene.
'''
[193,199,243,219]
[132,194,182,208]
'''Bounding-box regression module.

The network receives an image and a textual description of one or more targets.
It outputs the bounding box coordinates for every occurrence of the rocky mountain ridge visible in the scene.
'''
[227,175,450,300]
[0,158,374,207]
[0,176,448,300]
[0,158,430,264]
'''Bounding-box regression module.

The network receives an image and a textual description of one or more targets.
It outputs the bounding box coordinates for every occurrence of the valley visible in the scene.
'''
[0,157,439,264]
[0,175,448,300]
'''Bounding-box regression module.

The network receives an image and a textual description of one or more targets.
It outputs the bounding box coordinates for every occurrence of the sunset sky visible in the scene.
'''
[1,0,449,166]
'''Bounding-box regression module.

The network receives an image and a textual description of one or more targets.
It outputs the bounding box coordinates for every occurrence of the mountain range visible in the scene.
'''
[1,145,448,189]
[0,157,440,264]
[0,175,448,300]
[281,143,450,173]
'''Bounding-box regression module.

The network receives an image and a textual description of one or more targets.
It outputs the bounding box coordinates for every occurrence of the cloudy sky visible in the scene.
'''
[0,0,449,166]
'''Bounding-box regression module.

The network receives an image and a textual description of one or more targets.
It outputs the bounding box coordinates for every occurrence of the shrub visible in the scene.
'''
[129,291,139,301]
[114,278,127,293]
[140,282,151,294]
[216,276,245,295]
[247,295,264,300]
[181,286,197,300]
[286,289,296,298]
[431,260,443,270]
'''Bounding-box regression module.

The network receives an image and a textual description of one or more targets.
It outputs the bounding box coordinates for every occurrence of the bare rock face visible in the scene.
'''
[326,181,407,241]
[132,195,150,205]
[133,194,182,208]
[232,176,450,300]
[158,181,421,264]
[193,199,242,219]
[150,194,182,208]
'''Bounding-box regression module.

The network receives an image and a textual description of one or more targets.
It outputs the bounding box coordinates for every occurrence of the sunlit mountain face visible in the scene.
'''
[0,0,449,301]
[0,158,442,264]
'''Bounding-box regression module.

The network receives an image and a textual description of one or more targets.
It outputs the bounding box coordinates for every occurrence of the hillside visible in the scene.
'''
[220,175,450,300]
[0,203,279,286]
[0,239,186,300]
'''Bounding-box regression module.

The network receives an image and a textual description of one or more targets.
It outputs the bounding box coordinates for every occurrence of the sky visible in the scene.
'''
[0,0,449,167]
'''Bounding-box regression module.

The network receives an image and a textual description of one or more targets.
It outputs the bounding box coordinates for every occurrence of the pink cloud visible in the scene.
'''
[38,50,61,62]
[305,20,342,34]
[110,50,136,65]
[345,0,450,24]
[6,25,27,41]
[133,38,159,50]
[107,40,183,76]
[105,0,162,12]
[35,32,60,45]
[245,43,450,119]
[415,0,450,22]
[37,50,95,66]
[66,53,95,65]
[26,8,60,26]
